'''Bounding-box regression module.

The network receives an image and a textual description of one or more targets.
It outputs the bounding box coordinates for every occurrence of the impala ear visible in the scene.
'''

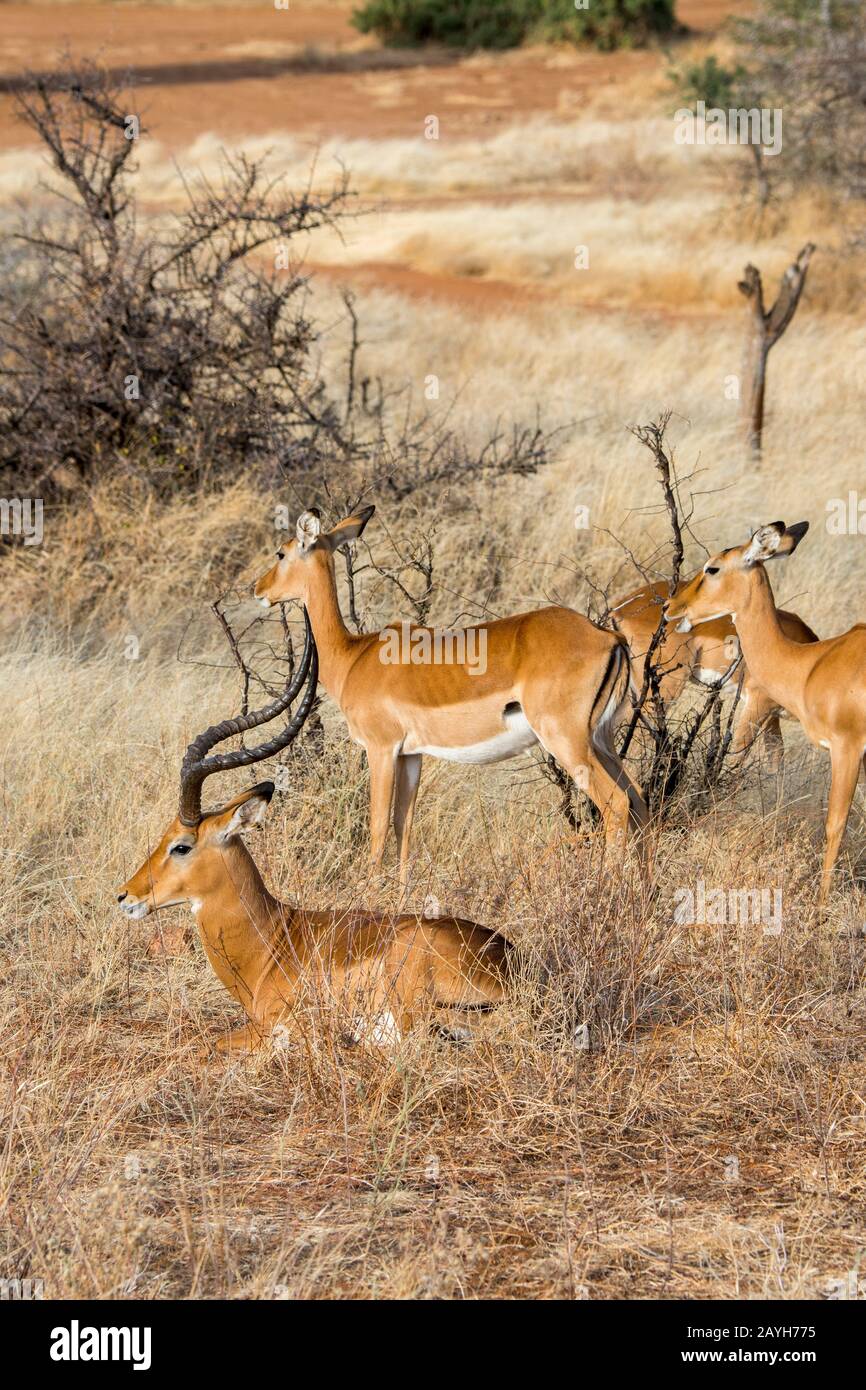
[213,782,274,843]
[296,509,323,553]
[743,519,808,566]
[771,520,809,558]
[742,521,785,566]
[324,504,375,552]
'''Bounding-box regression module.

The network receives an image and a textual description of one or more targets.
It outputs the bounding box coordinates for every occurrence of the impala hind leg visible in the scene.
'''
[820,745,862,903]
[583,748,634,849]
[592,737,647,835]
[532,724,632,849]
[393,753,422,890]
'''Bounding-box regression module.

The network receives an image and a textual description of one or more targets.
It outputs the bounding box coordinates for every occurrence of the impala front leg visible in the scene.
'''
[367,746,397,869]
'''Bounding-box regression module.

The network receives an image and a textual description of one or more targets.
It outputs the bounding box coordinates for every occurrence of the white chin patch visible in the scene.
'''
[675,617,692,634]
[258,596,271,609]
[121,901,149,920]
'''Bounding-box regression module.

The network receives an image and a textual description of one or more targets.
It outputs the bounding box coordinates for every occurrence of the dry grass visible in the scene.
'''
[3,9,866,1302]
[3,472,866,1299]
[2,639,866,1300]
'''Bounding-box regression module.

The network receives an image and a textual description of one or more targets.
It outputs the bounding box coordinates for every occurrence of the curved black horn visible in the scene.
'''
[179,609,317,826]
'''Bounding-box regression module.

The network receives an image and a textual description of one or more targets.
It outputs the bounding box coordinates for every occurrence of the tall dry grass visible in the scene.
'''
[2,437,866,1298]
[4,241,866,1303]
[3,14,866,1301]
[2,623,865,1298]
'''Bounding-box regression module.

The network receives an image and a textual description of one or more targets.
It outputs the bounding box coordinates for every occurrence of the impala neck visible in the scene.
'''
[730,567,811,720]
[303,553,361,701]
[193,839,288,1008]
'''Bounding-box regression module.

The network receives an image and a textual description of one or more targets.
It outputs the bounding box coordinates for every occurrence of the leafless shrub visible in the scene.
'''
[0,63,353,497]
[540,413,745,828]
[0,70,562,510]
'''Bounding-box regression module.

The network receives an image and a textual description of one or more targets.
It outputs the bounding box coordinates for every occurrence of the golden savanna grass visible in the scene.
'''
[2,5,866,1300]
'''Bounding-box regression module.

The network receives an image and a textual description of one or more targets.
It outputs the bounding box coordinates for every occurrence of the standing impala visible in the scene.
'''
[612,578,818,768]
[665,520,865,901]
[254,506,647,882]
[116,616,513,1054]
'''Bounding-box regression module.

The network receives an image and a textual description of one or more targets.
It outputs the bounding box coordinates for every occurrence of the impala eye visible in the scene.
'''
[276,551,284,560]
[705,566,720,575]
[170,843,193,857]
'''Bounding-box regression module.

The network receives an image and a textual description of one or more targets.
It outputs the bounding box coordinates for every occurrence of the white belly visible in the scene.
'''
[405,709,537,765]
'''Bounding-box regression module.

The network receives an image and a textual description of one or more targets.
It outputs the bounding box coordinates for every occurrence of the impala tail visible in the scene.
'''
[590,634,648,831]
[590,634,631,754]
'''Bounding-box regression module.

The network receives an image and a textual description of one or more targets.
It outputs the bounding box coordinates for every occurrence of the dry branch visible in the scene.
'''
[738,243,816,456]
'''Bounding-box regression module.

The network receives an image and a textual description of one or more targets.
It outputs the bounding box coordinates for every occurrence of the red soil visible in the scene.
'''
[0,1,752,151]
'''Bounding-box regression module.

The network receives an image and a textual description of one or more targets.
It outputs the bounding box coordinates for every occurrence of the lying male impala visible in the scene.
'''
[254,505,647,882]
[116,618,512,1054]
[665,520,865,901]
[612,579,817,768]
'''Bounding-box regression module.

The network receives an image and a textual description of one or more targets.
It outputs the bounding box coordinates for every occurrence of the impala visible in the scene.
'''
[116,617,512,1054]
[612,578,818,768]
[254,506,647,882]
[665,520,865,901]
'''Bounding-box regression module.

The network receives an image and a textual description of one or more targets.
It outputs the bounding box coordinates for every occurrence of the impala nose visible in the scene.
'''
[117,892,127,903]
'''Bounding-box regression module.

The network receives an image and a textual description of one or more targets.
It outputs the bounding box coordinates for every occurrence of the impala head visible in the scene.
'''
[116,614,319,919]
[665,521,809,633]
[116,783,276,919]
[254,504,376,607]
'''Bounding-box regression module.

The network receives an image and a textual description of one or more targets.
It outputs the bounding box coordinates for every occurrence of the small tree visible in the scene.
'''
[668,54,770,208]
[737,243,816,456]
[734,0,866,203]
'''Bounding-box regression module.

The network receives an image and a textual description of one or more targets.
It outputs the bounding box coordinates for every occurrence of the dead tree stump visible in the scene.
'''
[738,242,815,457]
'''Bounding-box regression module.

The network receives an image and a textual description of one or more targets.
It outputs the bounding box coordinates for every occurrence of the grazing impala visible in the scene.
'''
[254,506,647,882]
[612,579,818,768]
[665,520,866,901]
[116,617,512,1054]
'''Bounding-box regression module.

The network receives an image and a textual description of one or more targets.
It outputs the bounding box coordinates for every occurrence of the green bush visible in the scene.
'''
[352,0,531,48]
[352,0,678,52]
[668,54,747,111]
[535,0,678,51]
